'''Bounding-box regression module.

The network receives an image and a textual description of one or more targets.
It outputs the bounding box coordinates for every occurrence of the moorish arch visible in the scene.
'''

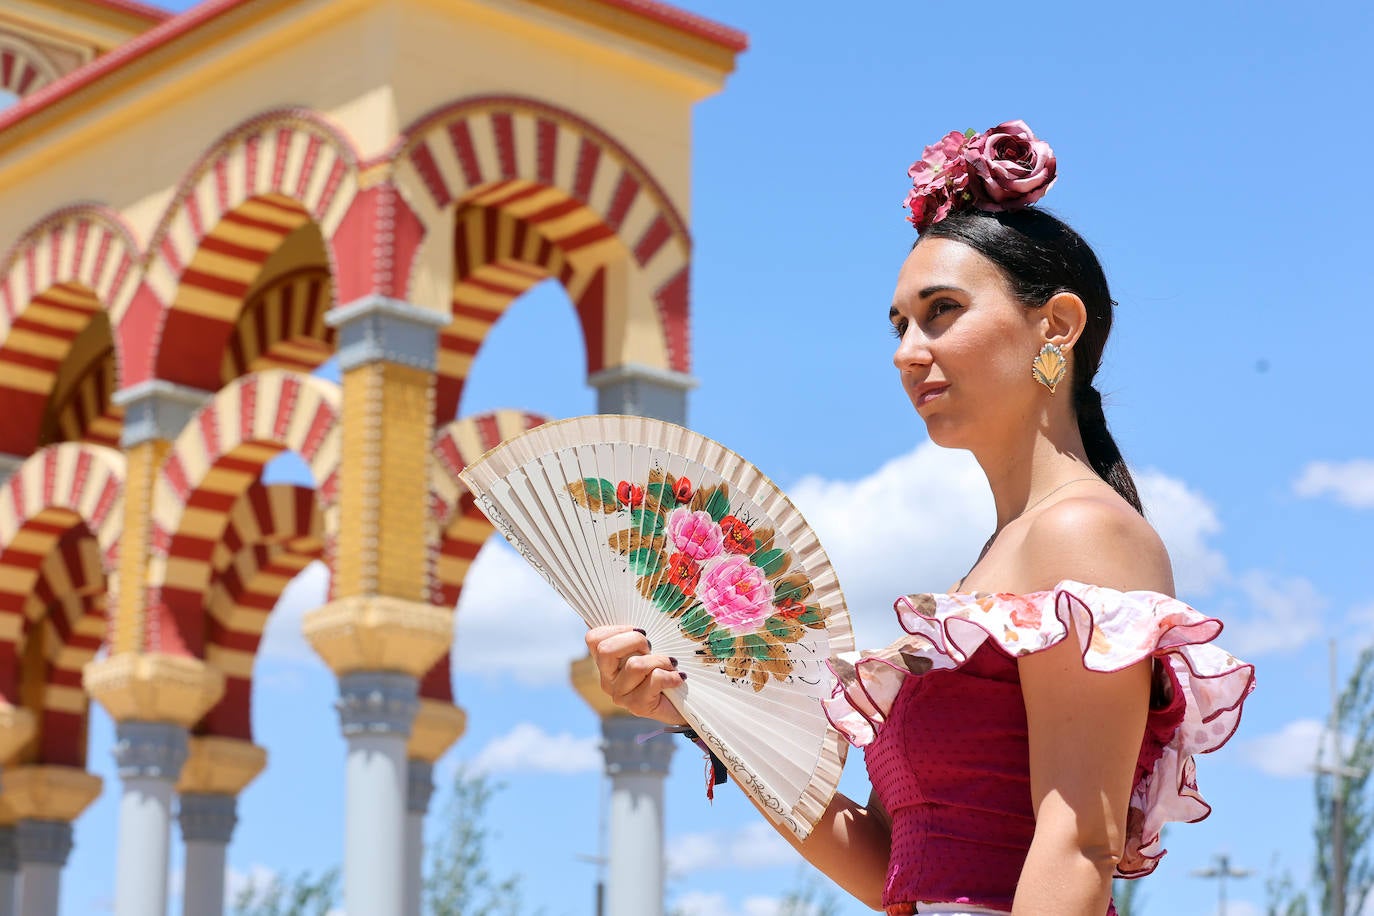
[221,267,336,383]
[0,206,139,456]
[393,95,693,421]
[421,408,550,700]
[134,110,359,389]
[198,482,324,741]
[144,371,340,659]
[0,444,123,765]
[0,33,61,100]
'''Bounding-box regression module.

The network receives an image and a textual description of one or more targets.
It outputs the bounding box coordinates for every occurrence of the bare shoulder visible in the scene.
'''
[1020,490,1175,596]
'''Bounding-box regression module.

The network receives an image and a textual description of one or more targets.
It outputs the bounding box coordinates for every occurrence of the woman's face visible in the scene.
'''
[890,238,1048,450]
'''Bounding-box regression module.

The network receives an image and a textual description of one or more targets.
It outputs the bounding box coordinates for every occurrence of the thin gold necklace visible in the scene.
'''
[956,477,1102,592]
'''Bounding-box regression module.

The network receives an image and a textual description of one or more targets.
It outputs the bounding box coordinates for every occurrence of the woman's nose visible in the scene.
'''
[892,328,932,370]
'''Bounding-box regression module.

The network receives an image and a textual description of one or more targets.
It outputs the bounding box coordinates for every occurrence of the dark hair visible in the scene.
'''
[918,207,1142,513]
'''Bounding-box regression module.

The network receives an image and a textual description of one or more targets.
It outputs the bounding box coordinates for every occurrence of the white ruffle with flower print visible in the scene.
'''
[822,580,1256,878]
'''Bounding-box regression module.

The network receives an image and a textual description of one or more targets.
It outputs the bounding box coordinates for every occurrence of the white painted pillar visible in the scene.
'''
[14,820,70,916]
[336,672,417,916]
[112,722,187,916]
[404,759,433,916]
[178,794,236,916]
[0,826,17,916]
[601,716,674,916]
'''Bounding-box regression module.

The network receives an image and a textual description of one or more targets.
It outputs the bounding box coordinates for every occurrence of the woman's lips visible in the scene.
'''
[915,384,949,407]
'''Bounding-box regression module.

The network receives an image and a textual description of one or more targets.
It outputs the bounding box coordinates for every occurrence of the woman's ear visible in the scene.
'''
[1041,292,1088,350]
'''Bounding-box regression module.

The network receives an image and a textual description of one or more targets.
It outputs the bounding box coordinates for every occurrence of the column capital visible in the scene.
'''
[571,654,622,718]
[0,766,102,823]
[602,715,674,778]
[406,699,467,763]
[14,819,72,867]
[336,671,418,737]
[113,721,188,780]
[84,653,225,727]
[178,793,238,844]
[0,452,24,483]
[587,363,696,425]
[326,295,448,372]
[0,704,37,764]
[304,596,451,678]
[112,379,213,447]
[406,759,434,815]
[176,736,266,796]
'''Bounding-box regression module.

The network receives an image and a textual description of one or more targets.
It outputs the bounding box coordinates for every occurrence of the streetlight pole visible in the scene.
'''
[1192,852,1251,916]
[1315,639,1365,916]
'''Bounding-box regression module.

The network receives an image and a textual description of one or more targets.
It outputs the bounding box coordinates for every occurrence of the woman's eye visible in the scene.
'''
[929,299,959,318]
[890,319,907,339]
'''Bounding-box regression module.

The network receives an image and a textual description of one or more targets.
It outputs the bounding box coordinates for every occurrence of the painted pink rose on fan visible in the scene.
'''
[666,508,724,561]
[966,119,1057,209]
[702,555,775,633]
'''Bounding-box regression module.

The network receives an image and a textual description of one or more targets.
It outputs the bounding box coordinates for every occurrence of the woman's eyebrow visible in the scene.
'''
[918,284,968,299]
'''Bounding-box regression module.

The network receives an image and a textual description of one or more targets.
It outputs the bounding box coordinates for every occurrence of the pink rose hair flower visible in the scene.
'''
[667,508,724,561]
[701,555,775,634]
[904,120,1057,231]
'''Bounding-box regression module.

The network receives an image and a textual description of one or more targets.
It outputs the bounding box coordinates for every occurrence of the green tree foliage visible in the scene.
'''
[1264,858,1309,916]
[776,866,842,916]
[230,868,339,916]
[1315,646,1374,916]
[1111,877,1143,916]
[424,763,534,916]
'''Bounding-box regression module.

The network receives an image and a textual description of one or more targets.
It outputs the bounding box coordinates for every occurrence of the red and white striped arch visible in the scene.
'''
[0,206,138,454]
[0,35,59,99]
[141,110,358,390]
[200,482,323,740]
[145,371,340,656]
[22,531,106,767]
[427,409,550,607]
[221,266,335,384]
[0,444,123,705]
[395,96,693,412]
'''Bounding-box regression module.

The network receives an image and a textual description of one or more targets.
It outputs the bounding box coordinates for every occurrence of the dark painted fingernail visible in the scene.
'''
[679,672,688,681]
[633,627,646,635]
[668,657,679,669]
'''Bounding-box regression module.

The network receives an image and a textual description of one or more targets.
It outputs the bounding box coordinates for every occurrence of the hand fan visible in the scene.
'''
[457,414,854,840]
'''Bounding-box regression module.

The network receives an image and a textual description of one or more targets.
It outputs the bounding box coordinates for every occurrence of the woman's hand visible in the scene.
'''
[584,625,687,726]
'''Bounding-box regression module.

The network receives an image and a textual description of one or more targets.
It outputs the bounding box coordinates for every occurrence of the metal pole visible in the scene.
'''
[1332,639,1346,916]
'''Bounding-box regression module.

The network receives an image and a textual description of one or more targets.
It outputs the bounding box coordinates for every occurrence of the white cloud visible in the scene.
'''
[453,539,587,686]
[224,863,280,908]
[667,821,803,878]
[672,891,817,916]
[1137,470,1230,596]
[1212,901,1262,916]
[1238,718,1326,778]
[258,561,330,663]
[1223,571,1325,657]
[468,722,600,775]
[1295,459,1374,509]
[787,442,991,647]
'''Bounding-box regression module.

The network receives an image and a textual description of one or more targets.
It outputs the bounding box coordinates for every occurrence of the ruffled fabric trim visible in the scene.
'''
[822,580,1256,878]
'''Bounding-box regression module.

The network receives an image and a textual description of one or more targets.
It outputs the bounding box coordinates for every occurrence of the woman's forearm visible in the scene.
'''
[1012,834,1116,916]
[734,781,891,910]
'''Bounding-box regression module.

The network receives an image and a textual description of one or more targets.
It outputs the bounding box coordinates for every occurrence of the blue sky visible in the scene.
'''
[49,1,1374,914]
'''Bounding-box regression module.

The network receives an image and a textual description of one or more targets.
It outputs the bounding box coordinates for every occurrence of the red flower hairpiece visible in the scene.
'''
[904,120,1058,231]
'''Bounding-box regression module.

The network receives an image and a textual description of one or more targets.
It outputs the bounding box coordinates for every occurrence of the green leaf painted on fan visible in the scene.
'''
[630,508,665,536]
[796,606,825,625]
[679,605,713,638]
[645,482,675,510]
[707,628,736,659]
[773,577,810,604]
[750,548,787,577]
[567,478,619,513]
[766,615,803,642]
[703,487,731,523]
[651,583,686,613]
[740,634,770,659]
[627,548,662,576]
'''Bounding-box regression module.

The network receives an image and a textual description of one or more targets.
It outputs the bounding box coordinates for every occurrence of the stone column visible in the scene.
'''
[0,824,16,916]
[176,737,267,916]
[572,657,674,916]
[306,294,453,916]
[403,701,466,916]
[0,766,102,916]
[587,364,695,425]
[84,655,223,916]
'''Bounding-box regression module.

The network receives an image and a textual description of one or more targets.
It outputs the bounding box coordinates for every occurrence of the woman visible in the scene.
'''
[584,121,1255,916]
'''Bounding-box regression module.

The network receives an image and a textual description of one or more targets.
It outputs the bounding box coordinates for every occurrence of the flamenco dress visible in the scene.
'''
[821,581,1256,916]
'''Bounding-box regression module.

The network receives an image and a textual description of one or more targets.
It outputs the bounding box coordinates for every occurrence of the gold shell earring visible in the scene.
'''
[1032,342,1067,393]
